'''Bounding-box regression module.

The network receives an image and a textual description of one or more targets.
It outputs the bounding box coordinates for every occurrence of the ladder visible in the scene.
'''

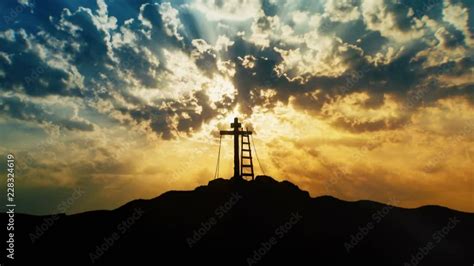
[240,132,254,180]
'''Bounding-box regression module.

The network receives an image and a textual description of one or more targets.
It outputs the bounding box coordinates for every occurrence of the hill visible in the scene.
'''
[2,175,473,265]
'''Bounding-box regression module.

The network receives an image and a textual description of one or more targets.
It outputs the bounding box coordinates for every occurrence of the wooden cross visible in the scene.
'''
[220,117,252,179]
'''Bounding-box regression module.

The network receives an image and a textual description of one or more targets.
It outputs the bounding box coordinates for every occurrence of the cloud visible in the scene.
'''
[413,26,468,68]
[325,0,360,22]
[0,94,94,131]
[191,38,218,75]
[443,0,474,47]
[158,2,184,41]
[274,35,365,79]
[2,0,468,139]
[0,29,85,97]
[17,0,33,7]
[322,92,409,133]
[260,96,474,211]
[361,0,425,41]
[191,0,262,21]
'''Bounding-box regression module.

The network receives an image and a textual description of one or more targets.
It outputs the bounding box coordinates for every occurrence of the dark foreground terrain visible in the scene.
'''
[2,176,473,265]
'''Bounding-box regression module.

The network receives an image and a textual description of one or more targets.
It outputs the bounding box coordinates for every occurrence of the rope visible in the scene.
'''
[214,135,222,179]
[250,134,265,175]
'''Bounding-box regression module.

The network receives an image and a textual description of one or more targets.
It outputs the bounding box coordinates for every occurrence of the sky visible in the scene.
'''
[0,0,473,214]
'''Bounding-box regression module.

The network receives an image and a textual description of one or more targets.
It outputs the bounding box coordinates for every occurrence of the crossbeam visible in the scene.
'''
[219,130,252,135]
[219,130,234,135]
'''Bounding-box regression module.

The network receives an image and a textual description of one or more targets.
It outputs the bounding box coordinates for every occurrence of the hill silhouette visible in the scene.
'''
[2,175,473,266]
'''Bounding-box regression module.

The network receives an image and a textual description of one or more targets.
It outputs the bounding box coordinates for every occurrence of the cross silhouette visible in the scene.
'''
[220,117,252,179]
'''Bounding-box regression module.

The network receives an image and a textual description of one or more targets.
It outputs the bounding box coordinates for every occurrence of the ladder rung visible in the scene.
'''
[242,149,251,152]
[242,173,254,176]
[242,164,253,167]
[242,157,252,160]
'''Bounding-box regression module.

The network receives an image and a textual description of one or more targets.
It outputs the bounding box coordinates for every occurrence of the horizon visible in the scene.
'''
[11,175,474,216]
[0,0,473,215]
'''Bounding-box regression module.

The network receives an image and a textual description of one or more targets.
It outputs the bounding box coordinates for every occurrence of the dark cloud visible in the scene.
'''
[123,90,218,139]
[190,39,218,77]
[261,0,278,16]
[0,29,83,97]
[437,26,466,49]
[0,95,94,131]
[332,116,410,133]
[0,0,473,137]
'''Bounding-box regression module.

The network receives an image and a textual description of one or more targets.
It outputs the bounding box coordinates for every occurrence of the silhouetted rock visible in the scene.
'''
[1,176,472,266]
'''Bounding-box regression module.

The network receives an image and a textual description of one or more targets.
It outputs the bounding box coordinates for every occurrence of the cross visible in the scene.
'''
[220,117,252,179]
